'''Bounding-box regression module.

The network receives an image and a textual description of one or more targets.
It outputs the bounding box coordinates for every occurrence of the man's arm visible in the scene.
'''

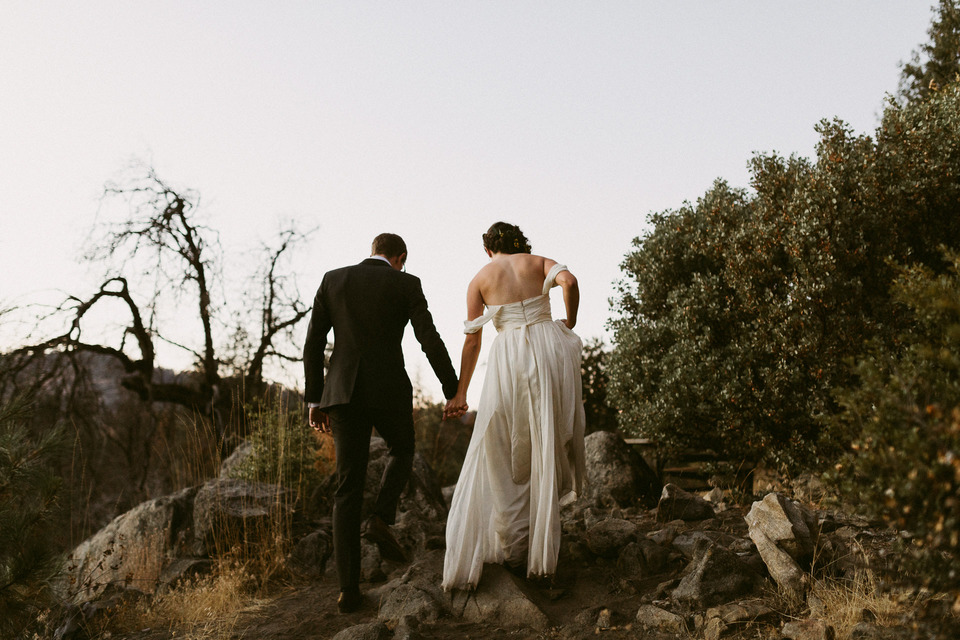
[406,277,458,399]
[303,280,332,404]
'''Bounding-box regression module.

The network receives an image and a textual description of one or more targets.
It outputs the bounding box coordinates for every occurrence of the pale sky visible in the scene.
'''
[0,2,935,404]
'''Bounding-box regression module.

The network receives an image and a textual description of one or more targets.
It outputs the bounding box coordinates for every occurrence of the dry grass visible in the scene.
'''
[97,528,292,637]
[810,569,909,640]
[81,392,319,638]
[98,560,252,638]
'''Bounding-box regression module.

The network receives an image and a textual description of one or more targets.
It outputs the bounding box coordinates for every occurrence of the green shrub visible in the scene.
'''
[608,83,960,472]
[0,395,66,638]
[228,393,331,502]
[831,254,960,587]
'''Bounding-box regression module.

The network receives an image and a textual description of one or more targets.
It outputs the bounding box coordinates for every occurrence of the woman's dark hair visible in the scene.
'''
[482,222,531,255]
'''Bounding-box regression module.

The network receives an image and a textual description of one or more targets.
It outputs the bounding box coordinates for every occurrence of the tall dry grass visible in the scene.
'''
[82,390,333,638]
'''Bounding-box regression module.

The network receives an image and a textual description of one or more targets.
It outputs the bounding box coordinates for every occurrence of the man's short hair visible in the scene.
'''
[371,233,407,259]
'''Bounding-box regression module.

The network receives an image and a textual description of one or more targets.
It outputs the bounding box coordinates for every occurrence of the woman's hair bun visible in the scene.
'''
[482,222,531,255]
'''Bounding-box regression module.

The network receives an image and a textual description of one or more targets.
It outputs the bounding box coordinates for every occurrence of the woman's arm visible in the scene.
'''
[556,269,579,329]
[444,277,485,418]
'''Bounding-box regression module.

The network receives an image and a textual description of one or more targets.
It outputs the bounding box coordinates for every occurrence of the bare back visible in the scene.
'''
[473,254,556,307]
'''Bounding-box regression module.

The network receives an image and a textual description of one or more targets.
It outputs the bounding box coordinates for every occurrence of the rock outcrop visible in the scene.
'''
[62,431,939,640]
[580,430,661,508]
[745,492,819,599]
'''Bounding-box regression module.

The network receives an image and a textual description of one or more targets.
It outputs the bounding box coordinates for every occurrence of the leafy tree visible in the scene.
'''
[609,83,960,470]
[899,0,960,103]
[581,338,618,434]
[0,396,66,638]
[831,254,960,587]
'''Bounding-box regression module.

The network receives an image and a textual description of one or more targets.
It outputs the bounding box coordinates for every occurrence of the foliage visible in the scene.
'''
[899,0,960,104]
[609,83,960,470]
[0,396,66,638]
[228,392,332,505]
[830,255,960,588]
[581,338,619,434]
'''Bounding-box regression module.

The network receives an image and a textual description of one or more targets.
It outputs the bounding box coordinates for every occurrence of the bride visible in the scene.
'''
[442,222,586,591]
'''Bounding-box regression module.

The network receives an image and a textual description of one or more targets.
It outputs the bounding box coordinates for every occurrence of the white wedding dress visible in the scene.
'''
[442,263,587,591]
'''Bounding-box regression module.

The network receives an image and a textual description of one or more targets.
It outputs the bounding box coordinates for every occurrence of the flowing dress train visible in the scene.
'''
[442,264,586,591]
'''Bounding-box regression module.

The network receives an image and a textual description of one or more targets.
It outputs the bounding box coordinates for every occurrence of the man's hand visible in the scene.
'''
[443,396,468,421]
[309,406,331,433]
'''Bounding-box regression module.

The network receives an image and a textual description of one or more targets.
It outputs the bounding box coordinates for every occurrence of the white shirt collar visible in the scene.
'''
[369,255,391,265]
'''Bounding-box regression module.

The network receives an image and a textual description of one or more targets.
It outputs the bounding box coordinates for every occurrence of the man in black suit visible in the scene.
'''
[303,232,460,613]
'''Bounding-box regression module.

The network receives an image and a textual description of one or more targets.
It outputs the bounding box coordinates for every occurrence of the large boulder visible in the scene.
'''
[61,486,197,603]
[377,583,444,624]
[449,564,550,631]
[192,478,295,555]
[671,540,762,608]
[63,477,296,605]
[363,438,448,522]
[635,604,687,633]
[586,518,637,557]
[745,493,819,599]
[657,483,716,522]
[580,431,661,509]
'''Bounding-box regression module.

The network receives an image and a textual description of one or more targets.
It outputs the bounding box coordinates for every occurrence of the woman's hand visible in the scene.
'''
[443,394,468,420]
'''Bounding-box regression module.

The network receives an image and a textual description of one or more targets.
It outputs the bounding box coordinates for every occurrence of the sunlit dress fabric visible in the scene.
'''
[442,264,586,591]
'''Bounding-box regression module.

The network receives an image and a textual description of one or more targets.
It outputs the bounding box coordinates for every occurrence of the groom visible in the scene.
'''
[303,232,460,613]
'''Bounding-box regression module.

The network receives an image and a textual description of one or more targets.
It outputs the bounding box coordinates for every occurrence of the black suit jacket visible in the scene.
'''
[303,258,458,411]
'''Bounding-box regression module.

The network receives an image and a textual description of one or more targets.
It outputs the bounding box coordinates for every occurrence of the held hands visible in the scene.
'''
[443,395,468,421]
[309,406,331,434]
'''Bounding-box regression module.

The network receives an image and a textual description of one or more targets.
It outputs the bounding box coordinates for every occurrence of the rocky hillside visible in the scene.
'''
[52,431,956,640]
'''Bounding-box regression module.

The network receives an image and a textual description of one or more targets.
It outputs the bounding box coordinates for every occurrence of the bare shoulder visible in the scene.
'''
[530,254,558,275]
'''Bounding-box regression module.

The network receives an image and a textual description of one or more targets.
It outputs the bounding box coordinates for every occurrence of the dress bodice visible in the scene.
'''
[464,263,568,334]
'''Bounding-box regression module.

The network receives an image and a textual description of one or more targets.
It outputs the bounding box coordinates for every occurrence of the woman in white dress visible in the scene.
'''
[442,222,586,591]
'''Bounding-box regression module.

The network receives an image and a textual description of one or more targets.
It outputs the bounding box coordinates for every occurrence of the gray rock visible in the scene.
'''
[705,599,774,624]
[288,529,333,579]
[393,614,425,640]
[617,542,647,577]
[192,478,295,555]
[331,621,392,640]
[157,558,212,593]
[782,618,835,640]
[596,607,613,628]
[56,584,147,639]
[635,604,687,633]
[61,485,198,603]
[745,493,818,599]
[218,440,254,479]
[672,530,747,559]
[639,538,673,573]
[586,518,637,557]
[449,564,550,630]
[365,438,448,522]
[580,431,661,508]
[377,583,443,623]
[657,483,716,522]
[361,540,387,583]
[704,616,727,640]
[671,541,761,608]
[647,525,677,546]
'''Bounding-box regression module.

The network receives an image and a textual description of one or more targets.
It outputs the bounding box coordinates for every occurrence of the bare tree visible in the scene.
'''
[5,162,314,510]
[228,224,314,402]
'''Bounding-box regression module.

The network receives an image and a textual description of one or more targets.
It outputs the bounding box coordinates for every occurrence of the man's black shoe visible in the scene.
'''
[337,589,362,614]
[362,515,407,562]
